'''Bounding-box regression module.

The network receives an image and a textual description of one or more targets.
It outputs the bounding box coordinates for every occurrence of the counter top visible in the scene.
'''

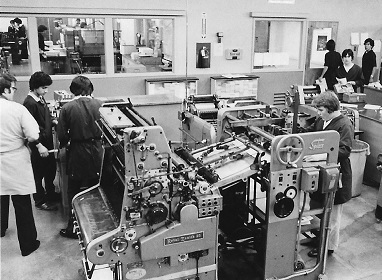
[358,108,382,123]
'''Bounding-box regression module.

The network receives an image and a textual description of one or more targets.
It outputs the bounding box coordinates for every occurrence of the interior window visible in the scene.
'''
[113,18,173,73]
[36,17,105,75]
[253,19,303,70]
[0,17,31,76]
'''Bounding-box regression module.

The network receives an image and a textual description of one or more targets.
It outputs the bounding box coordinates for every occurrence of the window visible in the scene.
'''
[0,16,31,76]
[36,17,105,75]
[113,18,174,73]
[253,18,304,70]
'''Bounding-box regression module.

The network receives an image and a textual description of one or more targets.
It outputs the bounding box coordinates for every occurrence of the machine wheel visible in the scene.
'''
[276,135,304,167]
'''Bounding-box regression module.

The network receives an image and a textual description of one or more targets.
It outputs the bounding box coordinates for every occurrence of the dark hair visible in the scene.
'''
[312,91,340,113]
[0,73,17,95]
[10,20,14,24]
[69,76,94,96]
[341,49,354,59]
[364,38,374,47]
[38,25,48,33]
[13,18,22,25]
[29,71,52,91]
[326,39,336,52]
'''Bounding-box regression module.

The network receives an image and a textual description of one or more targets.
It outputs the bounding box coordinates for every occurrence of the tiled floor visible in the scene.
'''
[1,184,382,280]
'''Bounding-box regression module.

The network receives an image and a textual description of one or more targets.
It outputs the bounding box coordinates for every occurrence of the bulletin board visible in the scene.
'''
[304,21,338,86]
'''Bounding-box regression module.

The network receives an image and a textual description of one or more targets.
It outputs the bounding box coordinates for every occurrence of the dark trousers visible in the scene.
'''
[65,176,99,232]
[31,153,57,206]
[1,195,38,253]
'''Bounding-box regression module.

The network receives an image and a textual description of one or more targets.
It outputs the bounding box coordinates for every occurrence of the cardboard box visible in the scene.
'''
[343,93,366,103]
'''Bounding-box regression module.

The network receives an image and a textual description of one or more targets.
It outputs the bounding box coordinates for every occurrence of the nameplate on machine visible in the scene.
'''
[164,231,204,246]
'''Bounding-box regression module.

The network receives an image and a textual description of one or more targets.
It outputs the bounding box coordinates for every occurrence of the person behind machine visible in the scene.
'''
[57,75,103,239]
[318,39,342,90]
[303,91,354,257]
[362,38,377,87]
[23,71,59,211]
[0,73,41,256]
[335,49,363,97]
[13,17,28,60]
[37,25,49,60]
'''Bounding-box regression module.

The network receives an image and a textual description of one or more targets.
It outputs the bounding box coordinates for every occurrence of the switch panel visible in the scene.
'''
[301,167,319,192]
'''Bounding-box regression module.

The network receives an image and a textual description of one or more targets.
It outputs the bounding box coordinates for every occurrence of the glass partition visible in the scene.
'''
[0,16,31,76]
[36,17,105,75]
[113,18,173,73]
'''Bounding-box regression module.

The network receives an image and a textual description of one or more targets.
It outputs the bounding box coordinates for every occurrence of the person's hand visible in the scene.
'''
[348,81,356,86]
[318,77,323,82]
[37,144,49,158]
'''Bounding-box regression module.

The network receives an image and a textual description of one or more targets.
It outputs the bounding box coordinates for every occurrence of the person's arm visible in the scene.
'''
[337,123,353,162]
[370,66,378,83]
[319,66,329,81]
[21,106,49,157]
[56,107,70,148]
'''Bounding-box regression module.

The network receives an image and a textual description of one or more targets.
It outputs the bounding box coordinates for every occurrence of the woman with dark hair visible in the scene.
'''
[362,38,377,85]
[318,39,342,90]
[38,25,49,53]
[336,49,363,97]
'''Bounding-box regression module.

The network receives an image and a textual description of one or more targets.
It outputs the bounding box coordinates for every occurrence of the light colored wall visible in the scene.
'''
[3,0,382,104]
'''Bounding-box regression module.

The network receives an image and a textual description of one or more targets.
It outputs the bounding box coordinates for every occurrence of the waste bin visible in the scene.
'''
[349,140,370,197]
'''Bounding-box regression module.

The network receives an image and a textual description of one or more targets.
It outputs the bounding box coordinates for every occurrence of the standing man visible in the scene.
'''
[23,71,59,211]
[56,76,103,238]
[0,73,40,256]
[362,38,377,87]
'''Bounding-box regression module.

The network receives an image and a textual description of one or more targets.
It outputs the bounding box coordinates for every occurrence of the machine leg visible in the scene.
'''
[112,261,122,280]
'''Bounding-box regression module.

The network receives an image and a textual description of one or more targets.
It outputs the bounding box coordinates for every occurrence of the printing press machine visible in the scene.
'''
[69,99,342,280]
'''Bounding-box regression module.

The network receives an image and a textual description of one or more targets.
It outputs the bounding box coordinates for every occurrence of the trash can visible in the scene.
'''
[349,140,370,197]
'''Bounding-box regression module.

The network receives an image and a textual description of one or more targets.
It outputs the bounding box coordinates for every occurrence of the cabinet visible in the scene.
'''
[210,74,259,99]
[145,77,198,99]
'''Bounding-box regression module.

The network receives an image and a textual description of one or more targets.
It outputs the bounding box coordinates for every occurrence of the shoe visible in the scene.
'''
[308,248,318,257]
[308,248,334,257]
[59,228,77,239]
[36,202,58,211]
[1,230,6,237]
[21,240,40,256]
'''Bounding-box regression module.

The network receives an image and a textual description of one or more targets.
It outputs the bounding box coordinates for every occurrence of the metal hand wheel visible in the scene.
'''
[276,135,304,167]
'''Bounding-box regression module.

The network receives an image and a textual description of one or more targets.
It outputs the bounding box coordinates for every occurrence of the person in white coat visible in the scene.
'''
[0,73,42,256]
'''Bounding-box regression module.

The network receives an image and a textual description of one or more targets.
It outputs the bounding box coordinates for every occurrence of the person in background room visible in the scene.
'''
[318,39,342,90]
[0,73,41,256]
[56,75,103,239]
[7,20,15,34]
[13,17,28,60]
[335,49,363,97]
[38,25,49,59]
[362,38,377,86]
[23,71,59,211]
[303,91,354,258]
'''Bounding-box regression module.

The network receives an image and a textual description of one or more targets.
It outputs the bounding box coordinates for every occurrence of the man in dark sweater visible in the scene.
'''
[23,71,59,211]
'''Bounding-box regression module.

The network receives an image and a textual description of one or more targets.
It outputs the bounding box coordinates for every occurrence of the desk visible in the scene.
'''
[364,86,382,106]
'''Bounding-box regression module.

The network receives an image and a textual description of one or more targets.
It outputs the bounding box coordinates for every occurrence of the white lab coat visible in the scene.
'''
[0,98,39,195]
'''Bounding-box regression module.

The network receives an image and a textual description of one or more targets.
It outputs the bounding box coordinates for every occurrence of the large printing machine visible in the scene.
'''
[64,91,344,280]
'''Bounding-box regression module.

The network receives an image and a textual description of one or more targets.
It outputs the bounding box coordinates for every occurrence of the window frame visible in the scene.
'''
[251,12,308,73]
[0,11,180,80]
